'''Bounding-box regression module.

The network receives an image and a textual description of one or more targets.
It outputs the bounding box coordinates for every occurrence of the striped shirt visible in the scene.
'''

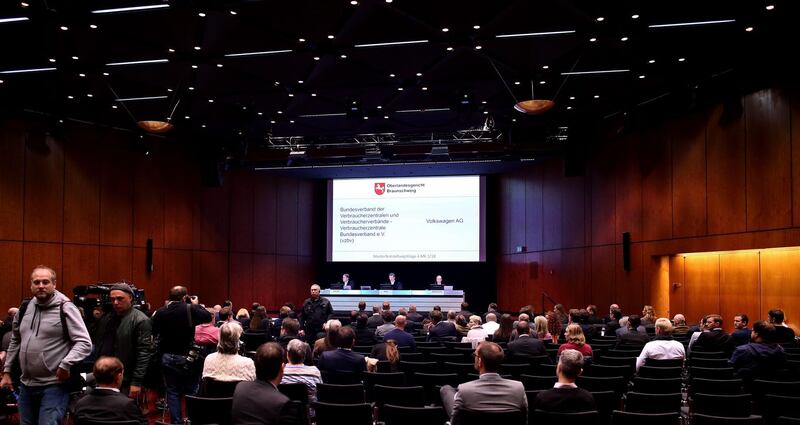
[281,364,323,402]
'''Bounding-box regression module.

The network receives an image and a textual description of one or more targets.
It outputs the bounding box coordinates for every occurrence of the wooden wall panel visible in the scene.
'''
[229,172,254,253]
[792,91,800,227]
[297,180,314,257]
[522,252,541,310]
[132,155,165,248]
[0,242,24,310]
[590,161,615,246]
[23,135,64,243]
[506,172,526,253]
[163,164,195,250]
[562,176,586,248]
[273,255,296,309]
[640,127,672,241]
[252,254,276,307]
[63,131,101,244]
[0,123,25,241]
[132,247,164,305]
[668,256,685,319]
[707,103,747,235]
[682,255,720,325]
[23,242,63,292]
[253,176,277,254]
[229,253,254,309]
[719,252,760,331]
[99,143,133,246]
[162,250,193,293]
[746,89,791,230]
[560,248,587,307]
[98,246,133,283]
[615,136,642,243]
[524,166,543,252]
[542,161,563,250]
[589,246,615,313]
[615,242,643,313]
[760,249,800,328]
[193,187,230,251]
[62,244,99,296]
[276,178,299,256]
[671,113,707,237]
[192,251,229,305]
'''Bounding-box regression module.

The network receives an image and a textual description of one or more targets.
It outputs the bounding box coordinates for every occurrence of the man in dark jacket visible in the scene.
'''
[151,286,212,425]
[507,321,547,358]
[92,283,152,398]
[769,309,796,344]
[301,284,333,343]
[232,343,299,425]
[731,314,751,347]
[428,310,457,341]
[74,357,147,425]
[692,314,735,356]
[615,315,650,349]
[534,349,596,413]
[318,327,366,375]
[730,320,787,381]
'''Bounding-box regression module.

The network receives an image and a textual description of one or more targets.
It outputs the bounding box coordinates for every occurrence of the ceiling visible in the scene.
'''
[0,0,794,170]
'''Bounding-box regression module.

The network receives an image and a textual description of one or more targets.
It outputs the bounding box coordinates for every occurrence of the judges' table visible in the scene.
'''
[320,289,464,312]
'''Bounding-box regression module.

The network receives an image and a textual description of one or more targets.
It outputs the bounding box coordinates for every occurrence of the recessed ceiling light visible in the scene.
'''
[514,81,520,85]
[230,10,237,15]
[422,87,428,91]
[288,93,294,97]
[289,120,295,123]
[474,45,482,50]
[168,48,175,53]
[67,95,74,99]
[184,115,190,119]
[270,120,276,124]
[188,86,195,90]
[377,106,382,109]
[678,57,686,62]
[473,25,480,30]
[766,5,774,10]
[632,14,640,19]
[79,73,86,77]
[298,38,305,42]
[194,46,201,50]
[277,110,283,114]
[385,0,392,3]
[442,28,449,32]
[198,12,206,17]
[327,34,334,39]
[167,88,173,92]
[111,105,118,109]
[313,56,320,61]
[102,72,109,76]
[20,2,29,7]
[72,56,79,60]
[620,36,629,41]
[589,37,597,42]
[638,75,645,79]
[567,106,572,110]
[60,26,68,31]
[745,26,753,32]
[298,80,303,84]
[446,47,453,51]
[49,58,56,63]
[539,80,546,85]
[569,96,575,100]
[86,93,93,97]
[201,124,206,128]
[483,111,488,115]
[398,87,404,91]
[340,54,347,59]
[89,24,98,29]
[542,65,549,69]
[350,0,358,4]
[217,63,223,67]
[389,73,395,77]
[257,112,263,116]
[363,116,368,120]
[274,81,280,85]
[384,115,389,119]
[596,17,604,22]
[481,101,487,104]
[242,106,247,110]
[416,72,422,76]
[208,99,214,103]
[648,59,655,64]
[311,93,317,97]
[191,65,198,69]
[0,79,4,84]
[594,95,600,99]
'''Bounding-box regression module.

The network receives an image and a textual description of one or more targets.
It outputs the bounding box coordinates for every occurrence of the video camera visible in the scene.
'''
[72,282,147,314]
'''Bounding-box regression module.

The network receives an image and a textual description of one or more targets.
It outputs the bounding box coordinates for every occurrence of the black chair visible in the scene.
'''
[399,361,439,377]
[637,366,682,379]
[778,418,800,425]
[610,410,680,425]
[352,345,373,354]
[598,356,637,370]
[363,371,407,388]
[429,352,465,365]
[631,377,682,394]
[241,332,270,351]
[443,341,473,350]
[759,395,800,425]
[456,409,526,425]
[691,366,735,380]
[316,383,365,404]
[577,376,627,395]
[751,380,800,399]
[690,358,731,369]
[592,391,620,425]
[644,358,684,368]
[692,393,752,417]
[587,364,633,379]
[199,377,240,397]
[442,362,477,383]
[382,404,448,425]
[533,409,599,424]
[536,363,557,376]
[312,401,373,425]
[520,374,557,391]
[692,413,764,425]
[401,352,425,362]
[691,378,745,395]
[690,351,728,360]
[185,395,233,425]
[373,385,426,408]
[418,346,448,360]
[75,421,140,425]
[525,390,544,403]
[413,372,459,404]
[605,350,641,358]
[500,363,534,378]
[625,392,682,414]
[278,382,309,402]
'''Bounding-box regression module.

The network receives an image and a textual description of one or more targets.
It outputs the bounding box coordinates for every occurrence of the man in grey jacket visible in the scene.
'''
[0,265,93,425]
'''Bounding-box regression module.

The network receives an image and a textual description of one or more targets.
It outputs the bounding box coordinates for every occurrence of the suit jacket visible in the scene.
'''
[406,312,424,323]
[732,328,752,347]
[232,380,299,425]
[428,321,457,341]
[694,329,735,355]
[616,330,650,349]
[354,327,378,346]
[533,386,596,413]
[451,373,527,425]
[383,328,416,349]
[318,348,366,374]
[507,335,547,358]
[387,281,403,290]
[73,388,147,425]
[367,314,384,329]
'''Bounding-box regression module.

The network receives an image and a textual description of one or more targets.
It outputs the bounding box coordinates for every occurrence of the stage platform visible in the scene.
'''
[320,289,464,312]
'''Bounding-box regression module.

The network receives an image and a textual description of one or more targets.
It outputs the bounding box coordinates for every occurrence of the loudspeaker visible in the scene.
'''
[622,232,631,271]
[145,238,154,273]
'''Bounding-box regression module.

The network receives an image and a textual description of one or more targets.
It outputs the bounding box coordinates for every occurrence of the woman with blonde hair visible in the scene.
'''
[641,305,656,327]
[533,316,552,341]
[557,323,593,360]
[202,321,256,382]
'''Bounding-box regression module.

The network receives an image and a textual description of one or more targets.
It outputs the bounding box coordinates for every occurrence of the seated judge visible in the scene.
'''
[433,274,444,286]
[386,272,404,290]
[73,357,147,425]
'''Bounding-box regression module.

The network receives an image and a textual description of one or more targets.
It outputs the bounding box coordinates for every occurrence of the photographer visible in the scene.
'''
[151,286,212,425]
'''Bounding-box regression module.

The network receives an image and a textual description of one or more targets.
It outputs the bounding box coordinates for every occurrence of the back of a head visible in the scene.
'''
[382,310,395,323]
[382,301,391,311]
[469,315,482,327]
[357,313,368,328]
[218,321,243,354]
[395,315,407,329]
[619,316,629,328]
[461,302,469,311]
[350,310,359,323]
[447,310,457,321]
[237,308,250,319]
[373,305,380,314]
[566,323,585,345]
[486,313,497,323]
[385,340,400,364]
[558,349,584,381]
[477,341,504,373]
[94,356,123,387]
[516,320,530,335]
[587,305,597,315]
[219,306,232,322]
[409,304,417,312]
[169,286,187,301]
[282,318,300,335]
[430,309,443,324]
[753,320,776,342]
[336,326,355,348]
[769,309,785,324]
[628,314,642,329]
[707,314,723,328]
[358,301,366,311]
[533,316,548,335]
[612,309,623,320]
[255,342,285,382]
[654,318,673,336]
[398,307,407,316]
[673,314,686,325]
[287,338,308,364]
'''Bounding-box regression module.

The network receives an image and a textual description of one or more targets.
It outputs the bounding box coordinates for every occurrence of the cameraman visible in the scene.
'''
[151,286,211,424]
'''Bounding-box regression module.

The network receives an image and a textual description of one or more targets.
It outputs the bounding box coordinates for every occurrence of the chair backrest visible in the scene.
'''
[631,377,682,394]
[277,383,310,404]
[690,378,744,395]
[752,380,800,399]
[75,421,140,425]
[364,371,407,388]
[760,394,800,423]
[591,390,620,425]
[778,418,800,425]
[499,363,534,378]
[587,364,634,379]
[399,361,438,376]
[199,377,240,398]
[692,413,764,425]
[373,385,426,408]
[691,366,735,380]
[185,395,233,425]
[606,349,642,358]
[625,392,682,414]
[382,404,448,425]
[690,358,731,369]
[645,358,684,368]
[455,409,526,425]
[637,366,682,379]
[577,375,627,394]
[316,383,365,404]
[534,409,599,424]
[312,402,373,425]
[520,374,557,391]
[692,393,752,418]
[320,370,363,385]
[400,352,424,362]
[430,353,467,364]
[611,410,680,425]
[690,351,728,359]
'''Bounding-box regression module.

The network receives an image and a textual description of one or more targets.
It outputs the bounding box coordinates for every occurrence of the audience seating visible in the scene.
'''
[577,375,627,395]
[75,420,139,425]
[759,395,800,425]
[412,372,459,404]
[751,380,800,399]
[690,351,728,360]
[520,374,557,391]
[352,345,373,354]
[277,383,309,404]
[382,404,448,425]
[499,363,534,378]
[316,383,365,404]
[417,346,448,360]
[605,350,641,358]
[691,378,744,395]
[240,332,269,351]
[312,402,373,425]
[535,363,557,376]
[185,395,233,425]
[443,341,473,350]
[690,366,735,380]
[610,411,680,425]
[637,366,682,379]
[442,362,476,382]
[644,358,684,368]
[692,413,764,425]
[400,352,425,362]
[533,409,599,424]
[591,391,620,425]
[320,370,363,385]
[456,409,526,425]
[586,364,634,380]
[199,377,240,397]
[692,393,753,417]
[631,377,682,394]
[399,361,438,376]
[373,385,426,418]
[430,353,467,365]
[624,392,682,414]
[690,358,731,369]
[597,356,637,370]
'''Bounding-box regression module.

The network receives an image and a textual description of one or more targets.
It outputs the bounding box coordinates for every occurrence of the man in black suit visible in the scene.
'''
[507,321,547,358]
[692,314,735,356]
[318,326,367,375]
[73,357,147,425]
[232,342,299,425]
[458,302,472,318]
[427,310,457,341]
[386,273,403,290]
[732,314,751,347]
[534,349,596,412]
[769,309,796,344]
[367,306,384,328]
[615,315,650,349]
[605,309,623,334]
[406,304,424,323]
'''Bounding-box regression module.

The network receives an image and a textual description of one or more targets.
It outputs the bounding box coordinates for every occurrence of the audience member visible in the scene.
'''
[202,321,256,382]
[458,302,472,318]
[546,310,562,343]
[558,324,593,361]
[615,316,630,338]
[383,315,416,349]
[318,327,366,375]
[615,315,650,349]
[636,318,685,370]
[493,314,515,344]
[73,357,147,425]
[605,309,623,334]
[533,316,552,341]
[406,304,424,323]
[768,309,796,344]
[301,284,333,343]
[533,349,596,413]
[641,305,657,327]
[604,304,621,323]
[367,306,383,328]
[507,321,547,358]
[231,342,299,425]
[553,304,569,326]
[440,342,527,424]
[281,339,322,402]
[353,313,378,346]
[463,315,489,346]
[455,315,470,339]
[277,318,312,365]
[249,306,270,333]
[672,314,689,335]
[483,313,500,335]
[236,308,251,330]
[586,305,602,324]
[428,310,457,342]
[729,320,787,381]
[375,311,396,338]
[732,313,751,347]
[313,319,341,360]
[369,339,401,372]
[195,308,221,347]
[691,314,734,356]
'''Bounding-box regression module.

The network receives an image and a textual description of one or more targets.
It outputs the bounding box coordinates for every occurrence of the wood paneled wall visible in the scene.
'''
[496,88,800,324]
[0,119,316,312]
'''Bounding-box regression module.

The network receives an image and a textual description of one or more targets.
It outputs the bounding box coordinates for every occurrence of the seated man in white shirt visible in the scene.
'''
[483,313,500,336]
[636,317,686,371]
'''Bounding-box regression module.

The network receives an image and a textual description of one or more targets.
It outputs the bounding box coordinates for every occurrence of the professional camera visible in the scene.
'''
[72,282,147,314]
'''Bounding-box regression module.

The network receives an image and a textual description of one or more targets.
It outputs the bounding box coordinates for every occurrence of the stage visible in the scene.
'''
[320,289,465,312]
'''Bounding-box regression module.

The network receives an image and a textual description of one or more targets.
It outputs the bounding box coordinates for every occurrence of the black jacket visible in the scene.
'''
[301,297,333,331]
[232,380,299,425]
[152,302,212,356]
[428,321,457,341]
[74,388,147,425]
[694,329,735,356]
[93,308,153,387]
[534,387,596,413]
[507,335,547,358]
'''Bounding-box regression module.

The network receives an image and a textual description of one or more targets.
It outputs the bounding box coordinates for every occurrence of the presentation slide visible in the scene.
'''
[327,175,485,262]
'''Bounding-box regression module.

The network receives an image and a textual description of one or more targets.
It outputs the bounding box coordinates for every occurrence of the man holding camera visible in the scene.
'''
[151,286,212,424]
[92,283,153,399]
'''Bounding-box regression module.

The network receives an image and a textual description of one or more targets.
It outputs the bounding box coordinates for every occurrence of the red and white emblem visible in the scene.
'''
[374,182,386,195]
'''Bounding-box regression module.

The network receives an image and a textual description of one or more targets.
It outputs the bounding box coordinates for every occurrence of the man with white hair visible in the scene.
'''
[281,339,322,402]
[464,316,489,346]
[672,314,690,335]
[636,318,685,370]
[483,313,500,335]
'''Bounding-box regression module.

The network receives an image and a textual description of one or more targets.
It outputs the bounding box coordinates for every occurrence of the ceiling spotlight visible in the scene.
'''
[567,106,572,110]
[72,56,79,60]
[442,27,449,32]
[289,120,295,123]
[168,48,175,53]
[298,38,305,42]
[191,65,198,69]
[422,86,428,91]
[483,111,488,115]
[473,25,481,30]
[474,45,482,50]
[745,26,753,32]
[67,95,74,99]
[678,57,685,62]
[277,110,283,114]
[112,105,118,109]
[230,10,237,15]
[201,124,206,128]
[766,5,774,10]
[397,87,404,91]
[102,72,109,76]
[648,59,655,64]
[350,0,358,4]
[60,26,68,31]
[298,80,304,84]
[89,24,98,29]
[257,112,263,116]
[446,47,453,51]
[311,93,317,97]
[632,14,640,19]
[313,56,320,61]
[385,0,392,2]
[86,93,93,97]
[20,2,29,7]
[327,34,334,39]
[384,115,389,119]
[188,86,195,90]
[416,72,422,76]
[539,80,546,85]
[589,37,597,42]
[193,46,201,50]
[198,12,206,17]
[620,36,629,41]
[0,79,4,84]
[638,74,645,79]
[594,95,600,99]
[542,65,549,69]
[49,58,56,63]
[377,106,382,109]
[569,96,575,100]
[274,81,280,85]
[208,99,214,103]
[242,106,247,110]
[389,73,395,77]
[270,120,276,124]
[288,93,294,97]
[514,81,520,85]
[340,54,347,59]
[363,116,368,120]
[78,73,86,77]
[481,101,487,104]
[596,17,604,22]
[216,63,223,67]
[167,88,173,92]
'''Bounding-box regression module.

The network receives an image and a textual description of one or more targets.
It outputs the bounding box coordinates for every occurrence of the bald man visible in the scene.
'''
[382,315,416,349]
[73,357,146,425]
